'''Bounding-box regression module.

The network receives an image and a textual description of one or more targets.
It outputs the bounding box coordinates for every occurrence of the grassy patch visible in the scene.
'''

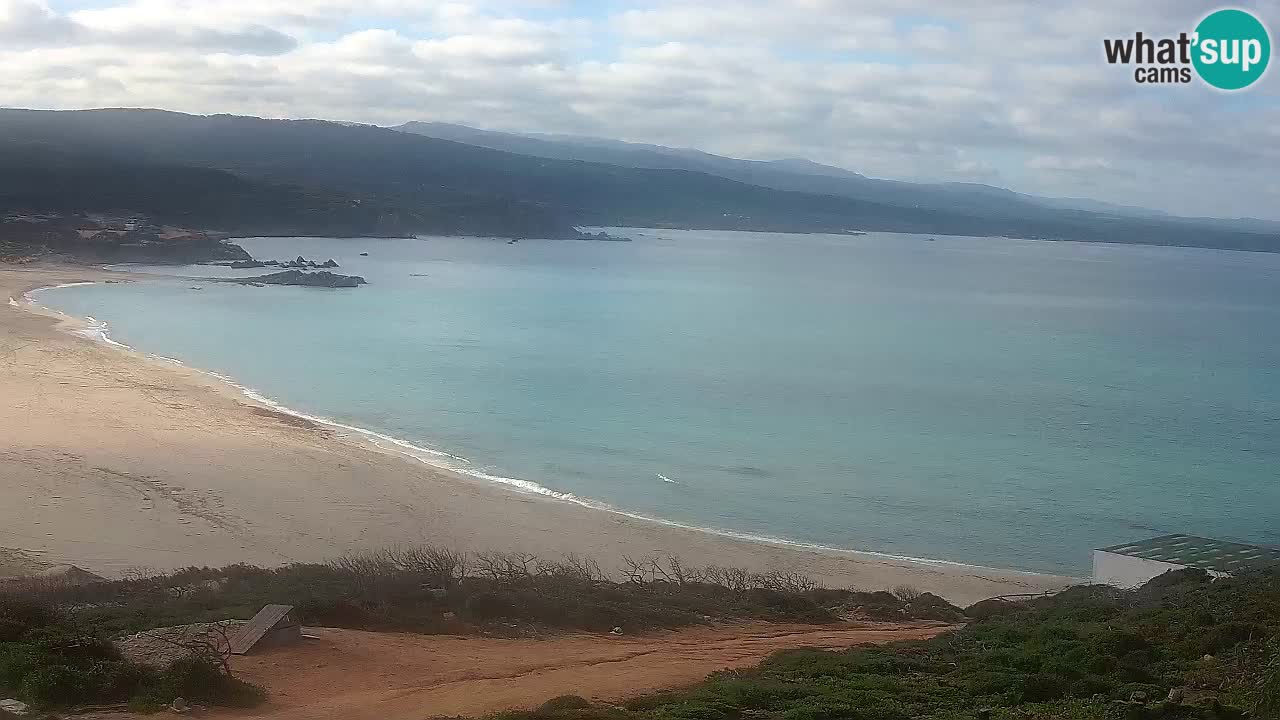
[485,569,1280,720]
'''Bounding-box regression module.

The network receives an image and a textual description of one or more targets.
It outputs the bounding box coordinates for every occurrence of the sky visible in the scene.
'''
[2,0,1279,220]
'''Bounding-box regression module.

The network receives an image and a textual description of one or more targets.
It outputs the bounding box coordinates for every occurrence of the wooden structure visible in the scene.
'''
[229,604,302,655]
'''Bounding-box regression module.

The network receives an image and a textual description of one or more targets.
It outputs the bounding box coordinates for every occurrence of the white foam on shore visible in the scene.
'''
[80,316,133,349]
[24,281,1056,580]
[32,282,97,292]
[24,282,600,512]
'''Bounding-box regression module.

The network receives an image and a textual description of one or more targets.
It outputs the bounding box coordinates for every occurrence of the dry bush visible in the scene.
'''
[890,584,923,602]
[126,620,238,675]
[471,551,540,580]
[536,554,603,582]
[619,557,819,593]
[695,565,754,591]
[757,570,819,593]
[328,552,397,576]
[329,546,467,586]
[620,556,683,585]
[121,566,161,582]
[12,546,868,641]
[385,546,468,585]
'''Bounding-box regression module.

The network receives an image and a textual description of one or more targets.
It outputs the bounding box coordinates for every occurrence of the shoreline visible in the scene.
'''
[23,278,1054,580]
[1,262,1075,604]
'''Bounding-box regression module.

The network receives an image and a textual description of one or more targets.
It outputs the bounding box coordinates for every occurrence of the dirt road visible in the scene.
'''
[221,622,950,719]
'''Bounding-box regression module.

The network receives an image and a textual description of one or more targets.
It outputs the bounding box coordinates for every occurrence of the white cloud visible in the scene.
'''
[0,0,77,45]
[1,0,1279,218]
[0,0,297,53]
[1027,156,1114,172]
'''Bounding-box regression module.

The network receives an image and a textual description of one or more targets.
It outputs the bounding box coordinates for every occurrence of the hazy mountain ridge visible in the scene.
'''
[0,108,1275,251]
[395,120,1280,235]
[392,122,1087,218]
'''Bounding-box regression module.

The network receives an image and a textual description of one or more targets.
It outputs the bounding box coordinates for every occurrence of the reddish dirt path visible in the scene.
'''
[217,622,951,720]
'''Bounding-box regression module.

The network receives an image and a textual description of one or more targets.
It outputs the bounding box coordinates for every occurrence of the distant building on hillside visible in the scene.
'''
[1093,534,1280,588]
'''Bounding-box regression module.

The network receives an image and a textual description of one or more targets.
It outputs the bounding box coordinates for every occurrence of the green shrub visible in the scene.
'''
[656,697,739,720]
[0,597,262,710]
[780,699,864,720]
[0,599,59,643]
[482,570,1280,720]
[1253,640,1280,718]
[0,645,39,690]
[137,656,265,708]
[1089,627,1150,657]
[1069,675,1114,697]
[16,659,143,705]
[538,695,593,713]
[962,670,1025,697]
[1020,673,1069,702]
[964,598,1019,621]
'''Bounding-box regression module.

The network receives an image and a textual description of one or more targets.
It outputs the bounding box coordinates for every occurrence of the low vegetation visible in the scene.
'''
[4,549,961,643]
[9,549,1274,718]
[0,596,261,711]
[0,548,955,710]
[490,568,1280,720]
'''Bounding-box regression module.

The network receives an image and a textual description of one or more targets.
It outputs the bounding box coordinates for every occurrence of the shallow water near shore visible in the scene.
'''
[37,229,1280,576]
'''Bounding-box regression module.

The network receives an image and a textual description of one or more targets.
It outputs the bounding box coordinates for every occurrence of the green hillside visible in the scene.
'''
[1,108,1276,251]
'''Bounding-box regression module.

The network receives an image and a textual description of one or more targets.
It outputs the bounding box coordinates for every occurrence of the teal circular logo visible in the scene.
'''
[1192,9,1271,90]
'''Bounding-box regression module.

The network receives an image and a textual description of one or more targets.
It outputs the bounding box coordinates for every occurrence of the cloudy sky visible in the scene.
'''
[3,0,1278,219]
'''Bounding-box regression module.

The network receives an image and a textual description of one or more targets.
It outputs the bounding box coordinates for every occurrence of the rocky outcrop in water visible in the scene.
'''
[219,259,278,268]
[239,270,367,288]
[216,256,340,269]
[576,230,633,242]
[281,256,340,269]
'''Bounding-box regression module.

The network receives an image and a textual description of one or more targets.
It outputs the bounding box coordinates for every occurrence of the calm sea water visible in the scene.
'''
[37,230,1280,576]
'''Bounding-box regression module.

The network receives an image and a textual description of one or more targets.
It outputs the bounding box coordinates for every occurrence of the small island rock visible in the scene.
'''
[238,270,367,288]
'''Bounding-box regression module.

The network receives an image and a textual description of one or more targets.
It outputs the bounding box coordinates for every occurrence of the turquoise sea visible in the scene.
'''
[35,230,1280,576]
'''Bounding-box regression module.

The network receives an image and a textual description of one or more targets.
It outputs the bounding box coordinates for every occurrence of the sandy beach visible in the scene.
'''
[0,263,1072,605]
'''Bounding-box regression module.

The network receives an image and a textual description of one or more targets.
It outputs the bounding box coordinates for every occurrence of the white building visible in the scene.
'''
[1092,534,1280,588]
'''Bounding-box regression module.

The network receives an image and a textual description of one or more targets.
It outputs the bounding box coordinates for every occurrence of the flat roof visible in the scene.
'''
[1098,534,1280,574]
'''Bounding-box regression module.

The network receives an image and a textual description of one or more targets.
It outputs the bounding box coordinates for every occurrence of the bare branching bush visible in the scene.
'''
[147,621,238,676]
[385,546,468,585]
[621,556,683,585]
[329,546,467,586]
[329,552,397,576]
[12,545,904,642]
[620,557,819,592]
[757,570,819,593]
[696,565,754,591]
[891,584,924,603]
[472,551,540,580]
[122,566,161,582]
[536,553,603,582]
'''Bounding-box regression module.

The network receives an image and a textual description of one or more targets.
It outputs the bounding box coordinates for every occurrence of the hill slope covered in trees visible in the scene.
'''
[0,108,1276,251]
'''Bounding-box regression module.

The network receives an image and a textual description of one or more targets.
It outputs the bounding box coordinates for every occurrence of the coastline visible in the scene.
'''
[1,262,1075,604]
